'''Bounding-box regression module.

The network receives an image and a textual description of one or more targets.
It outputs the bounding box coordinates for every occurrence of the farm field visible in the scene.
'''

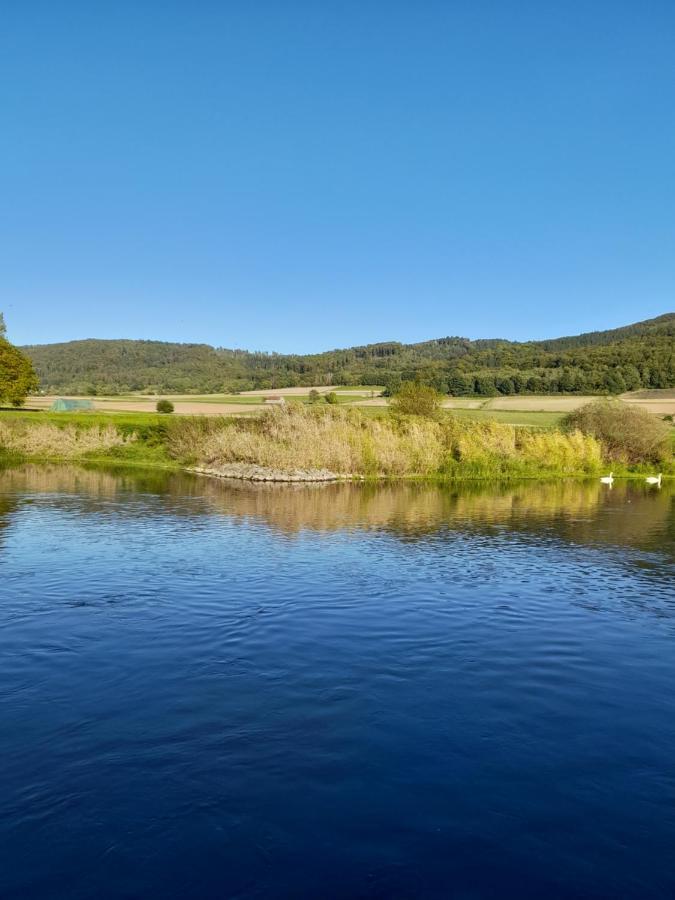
[625,389,675,400]
[621,398,675,415]
[23,395,263,416]
[0,408,174,428]
[480,395,601,412]
[447,408,565,427]
[356,392,675,416]
[237,386,382,397]
[11,389,675,429]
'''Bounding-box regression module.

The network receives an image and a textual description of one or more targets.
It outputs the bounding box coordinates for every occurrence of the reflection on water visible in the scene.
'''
[0,464,674,899]
[1,462,673,556]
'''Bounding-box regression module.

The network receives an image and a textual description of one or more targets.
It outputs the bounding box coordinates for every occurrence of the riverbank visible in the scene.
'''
[1,404,672,482]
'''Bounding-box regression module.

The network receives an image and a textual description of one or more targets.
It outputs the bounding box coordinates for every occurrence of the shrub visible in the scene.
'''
[308,389,321,404]
[563,400,671,464]
[515,428,602,472]
[324,392,338,404]
[390,382,444,419]
[156,399,174,414]
[440,418,601,477]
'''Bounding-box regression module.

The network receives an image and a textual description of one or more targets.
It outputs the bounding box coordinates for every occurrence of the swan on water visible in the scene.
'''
[600,472,614,485]
[645,473,662,486]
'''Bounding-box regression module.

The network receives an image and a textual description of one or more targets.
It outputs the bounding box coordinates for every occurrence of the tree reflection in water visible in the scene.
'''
[0,463,672,563]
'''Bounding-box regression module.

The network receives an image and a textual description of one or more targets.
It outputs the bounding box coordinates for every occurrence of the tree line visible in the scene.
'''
[16,312,675,397]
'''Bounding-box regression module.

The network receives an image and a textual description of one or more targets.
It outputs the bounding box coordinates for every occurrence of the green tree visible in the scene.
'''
[512,373,525,393]
[156,399,174,414]
[324,391,338,404]
[496,375,515,395]
[622,365,642,392]
[448,372,472,395]
[606,370,627,395]
[382,374,402,397]
[0,316,39,407]
[559,369,577,393]
[475,375,497,396]
[390,381,444,418]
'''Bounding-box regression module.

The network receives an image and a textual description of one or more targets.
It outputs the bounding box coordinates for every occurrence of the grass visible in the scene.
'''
[26,389,675,425]
[347,405,566,427]
[2,404,672,479]
[149,394,266,405]
[0,408,168,427]
[331,384,384,394]
[166,405,605,479]
[0,408,180,468]
[446,408,564,427]
[141,392,370,407]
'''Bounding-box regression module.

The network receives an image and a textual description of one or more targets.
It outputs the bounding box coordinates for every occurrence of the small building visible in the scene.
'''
[263,396,285,405]
[50,398,94,412]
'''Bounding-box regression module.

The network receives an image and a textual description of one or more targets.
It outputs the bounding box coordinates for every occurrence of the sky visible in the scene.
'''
[1,1,674,352]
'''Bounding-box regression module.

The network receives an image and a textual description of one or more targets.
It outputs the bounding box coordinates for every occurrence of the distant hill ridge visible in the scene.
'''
[22,313,675,396]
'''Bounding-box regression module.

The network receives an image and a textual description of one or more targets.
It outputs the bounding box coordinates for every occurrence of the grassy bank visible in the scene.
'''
[1,404,672,480]
[168,405,605,479]
[0,411,178,469]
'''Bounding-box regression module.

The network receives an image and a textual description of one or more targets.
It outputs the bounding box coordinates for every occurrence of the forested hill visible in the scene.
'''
[22,313,675,396]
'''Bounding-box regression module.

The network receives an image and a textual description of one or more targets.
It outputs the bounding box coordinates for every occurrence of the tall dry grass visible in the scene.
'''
[0,407,614,477]
[168,405,604,478]
[169,406,444,475]
[0,422,135,458]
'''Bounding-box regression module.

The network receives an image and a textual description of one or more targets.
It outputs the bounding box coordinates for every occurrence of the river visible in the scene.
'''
[1,465,673,898]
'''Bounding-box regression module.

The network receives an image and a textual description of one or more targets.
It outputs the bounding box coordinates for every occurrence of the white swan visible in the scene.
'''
[645,473,662,486]
[600,472,614,485]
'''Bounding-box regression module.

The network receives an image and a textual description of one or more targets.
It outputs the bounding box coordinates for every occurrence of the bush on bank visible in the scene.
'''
[563,400,671,465]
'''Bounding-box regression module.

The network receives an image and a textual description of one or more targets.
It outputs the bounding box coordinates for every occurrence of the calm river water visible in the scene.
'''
[0,465,674,899]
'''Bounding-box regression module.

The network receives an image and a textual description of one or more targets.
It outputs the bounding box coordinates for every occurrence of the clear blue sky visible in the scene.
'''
[2,1,674,351]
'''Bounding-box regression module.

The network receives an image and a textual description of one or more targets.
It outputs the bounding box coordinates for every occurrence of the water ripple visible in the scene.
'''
[0,467,674,898]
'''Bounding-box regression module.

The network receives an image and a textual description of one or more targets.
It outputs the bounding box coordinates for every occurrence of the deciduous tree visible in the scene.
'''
[0,315,39,406]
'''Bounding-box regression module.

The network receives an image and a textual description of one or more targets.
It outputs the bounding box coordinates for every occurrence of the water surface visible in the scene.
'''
[1,465,674,899]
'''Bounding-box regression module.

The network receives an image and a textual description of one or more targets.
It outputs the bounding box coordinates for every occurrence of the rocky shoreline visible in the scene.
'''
[190,463,357,483]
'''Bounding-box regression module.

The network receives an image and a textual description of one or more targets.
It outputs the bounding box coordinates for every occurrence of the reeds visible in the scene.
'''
[2,406,648,478]
[167,405,605,478]
[0,422,135,458]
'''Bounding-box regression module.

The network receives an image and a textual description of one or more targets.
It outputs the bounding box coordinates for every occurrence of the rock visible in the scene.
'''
[188,463,358,483]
